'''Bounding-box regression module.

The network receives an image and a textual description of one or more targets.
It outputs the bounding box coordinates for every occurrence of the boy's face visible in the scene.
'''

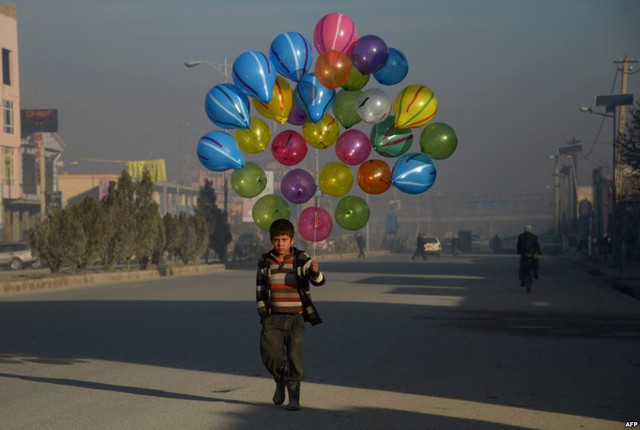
[271,233,293,257]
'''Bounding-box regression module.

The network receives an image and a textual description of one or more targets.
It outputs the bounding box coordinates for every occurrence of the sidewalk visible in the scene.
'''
[565,251,640,301]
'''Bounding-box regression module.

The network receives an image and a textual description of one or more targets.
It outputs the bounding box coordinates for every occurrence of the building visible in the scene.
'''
[0,3,22,241]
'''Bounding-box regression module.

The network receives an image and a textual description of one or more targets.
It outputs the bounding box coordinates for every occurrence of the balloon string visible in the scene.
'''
[312,148,320,260]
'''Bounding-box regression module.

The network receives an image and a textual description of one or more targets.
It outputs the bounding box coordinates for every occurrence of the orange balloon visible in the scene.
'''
[315,50,352,89]
[357,159,392,194]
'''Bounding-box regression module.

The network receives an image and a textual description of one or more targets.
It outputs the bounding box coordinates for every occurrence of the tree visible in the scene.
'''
[194,179,231,262]
[132,170,163,269]
[101,171,136,270]
[163,212,209,264]
[29,208,86,273]
[67,197,107,271]
[620,101,640,195]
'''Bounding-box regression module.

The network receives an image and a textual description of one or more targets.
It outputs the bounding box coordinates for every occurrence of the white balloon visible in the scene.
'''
[356,88,391,124]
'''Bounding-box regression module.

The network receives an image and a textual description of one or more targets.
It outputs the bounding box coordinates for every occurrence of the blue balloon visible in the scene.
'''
[294,73,336,123]
[196,131,245,172]
[204,83,251,130]
[391,152,437,194]
[270,32,313,82]
[232,51,276,104]
[373,47,409,86]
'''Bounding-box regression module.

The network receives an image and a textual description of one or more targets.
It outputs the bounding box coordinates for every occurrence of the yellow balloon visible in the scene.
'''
[302,114,340,149]
[318,162,353,197]
[252,76,292,124]
[235,117,271,153]
[393,84,438,129]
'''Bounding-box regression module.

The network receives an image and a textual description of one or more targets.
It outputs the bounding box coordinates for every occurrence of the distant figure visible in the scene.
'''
[356,233,366,259]
[412,233,427,261]
[491,234,501,253]
[451,235,460,256]
[517,225,541,286]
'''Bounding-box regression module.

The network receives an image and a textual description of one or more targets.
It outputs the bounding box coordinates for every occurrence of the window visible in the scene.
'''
[3,146,14,186]
[2,48,10,86]
[3,100,14,134]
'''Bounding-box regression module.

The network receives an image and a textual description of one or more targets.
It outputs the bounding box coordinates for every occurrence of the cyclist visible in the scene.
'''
[517,225,541,286]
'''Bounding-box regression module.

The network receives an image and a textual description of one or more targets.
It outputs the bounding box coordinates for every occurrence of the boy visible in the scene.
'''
[256,218,325,411]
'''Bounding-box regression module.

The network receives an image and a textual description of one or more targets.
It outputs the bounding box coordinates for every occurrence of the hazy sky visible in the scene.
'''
[12,0,640,197]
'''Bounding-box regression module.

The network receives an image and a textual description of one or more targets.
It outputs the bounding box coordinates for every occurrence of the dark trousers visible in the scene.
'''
[519,256,539,280]
[260,314,305,385]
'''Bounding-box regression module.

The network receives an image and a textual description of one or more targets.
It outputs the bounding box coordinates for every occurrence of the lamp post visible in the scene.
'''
[184,58,232,215]
[549,154,560,236]
[580,93,633,270]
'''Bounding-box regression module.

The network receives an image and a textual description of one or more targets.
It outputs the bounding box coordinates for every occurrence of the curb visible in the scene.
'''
[1,263,226,295]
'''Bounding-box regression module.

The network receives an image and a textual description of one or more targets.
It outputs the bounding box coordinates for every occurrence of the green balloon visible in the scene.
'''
[230,162,267,198]
[335,196,370,230]
[341,61,370,91]
[419,122,458,160]
[333,90,363,129]
[252,194,290,232]
[370,116,413,157]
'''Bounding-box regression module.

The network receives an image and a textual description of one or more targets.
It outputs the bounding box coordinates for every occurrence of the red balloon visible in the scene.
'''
[357,159,392,194]
[315,50,352,89]
[335,129,371,165]
[298,206,333,242]
[271,130,308,166]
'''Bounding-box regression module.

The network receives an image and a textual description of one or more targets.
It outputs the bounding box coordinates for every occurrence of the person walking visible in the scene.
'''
[256,219,325,411]
[356,233,366,258]
[412,233,427,261]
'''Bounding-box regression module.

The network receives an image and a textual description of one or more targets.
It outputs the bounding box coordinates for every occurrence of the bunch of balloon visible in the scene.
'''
[194,11,459,240]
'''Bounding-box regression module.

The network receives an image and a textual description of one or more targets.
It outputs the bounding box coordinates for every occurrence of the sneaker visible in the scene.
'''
[272,379,286,405]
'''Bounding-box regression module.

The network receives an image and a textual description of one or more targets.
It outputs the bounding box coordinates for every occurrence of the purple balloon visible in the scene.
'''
[287,102,308,126]
[280,169,316,204]
[350,35,389,74]
[335,129,372,165]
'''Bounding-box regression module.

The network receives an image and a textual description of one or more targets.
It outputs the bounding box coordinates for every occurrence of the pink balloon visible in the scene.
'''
[298,206,333,242]
[335,129,372,165]
[313,12,358,55]
[271,130,308,166]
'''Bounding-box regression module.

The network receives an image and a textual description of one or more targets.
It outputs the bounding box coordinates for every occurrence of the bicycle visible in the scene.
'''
[520,255,535,293]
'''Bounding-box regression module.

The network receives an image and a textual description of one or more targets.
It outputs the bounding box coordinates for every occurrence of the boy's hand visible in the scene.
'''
[310,260,319,274]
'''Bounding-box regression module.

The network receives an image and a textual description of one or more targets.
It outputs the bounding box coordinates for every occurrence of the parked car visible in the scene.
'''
[471,235,481,252]
[423,236,441,256]
[0,241,40,270]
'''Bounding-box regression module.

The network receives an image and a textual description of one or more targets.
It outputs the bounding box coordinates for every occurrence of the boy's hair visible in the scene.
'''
[270,219,295,239]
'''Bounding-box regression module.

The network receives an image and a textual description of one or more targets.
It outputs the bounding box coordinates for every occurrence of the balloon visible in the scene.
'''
[294,73,336,123]
[232,50,276,104]
[332,89,362,129]
[269,31,313,82]
[302,115,340,149]
[373,47,409,86]
[280,169,316,204]
[318,162,353,197]
[313,12,358,55]
[252,76,293,124]
[419,122,458,160]
[370,116,414,157]
[334,196,370,230]
[196,131,245,172]
[350,35,389,74]
[342,61,370,90]
[252,194,291,232]
[391,152,437,194]
[235,117,271,154]
[394,84,438,129]
[298,207,333,242]
[204,83,251,130]
[356,88,391,124]
[287,102,308,126]
[315,50,352,89]
[230,162,267,198]
[335,129,371,165]
[357,159,392,194]
[271,130,308,166]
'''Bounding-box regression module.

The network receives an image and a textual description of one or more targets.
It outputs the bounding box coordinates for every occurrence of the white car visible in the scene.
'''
[423,236,441,256]
[0,242,40,270]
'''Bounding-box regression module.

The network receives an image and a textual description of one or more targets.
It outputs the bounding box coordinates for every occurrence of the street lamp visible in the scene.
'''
[184,58,232,215]
[579,93,633,269]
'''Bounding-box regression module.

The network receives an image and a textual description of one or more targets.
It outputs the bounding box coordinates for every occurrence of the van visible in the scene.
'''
[0,242,40,270]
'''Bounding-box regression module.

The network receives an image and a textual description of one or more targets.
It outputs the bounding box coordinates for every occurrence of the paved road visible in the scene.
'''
[1,253,639,430]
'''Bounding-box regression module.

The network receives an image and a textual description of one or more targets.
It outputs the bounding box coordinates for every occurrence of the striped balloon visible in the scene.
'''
[204,83,251,130]
[232,50,276,104]
[370,116,413,158]
[294,73,336,123]
[393,85,438,129]
[313,12,358,55]
[196,131,245,172]
[270,32,313,82]
[391,152,437,195]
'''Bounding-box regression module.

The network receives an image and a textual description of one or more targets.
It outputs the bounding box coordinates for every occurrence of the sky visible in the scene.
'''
[11,0,640,198]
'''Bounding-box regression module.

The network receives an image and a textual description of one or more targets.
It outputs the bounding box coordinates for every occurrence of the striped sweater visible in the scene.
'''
[256,247,325,317]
